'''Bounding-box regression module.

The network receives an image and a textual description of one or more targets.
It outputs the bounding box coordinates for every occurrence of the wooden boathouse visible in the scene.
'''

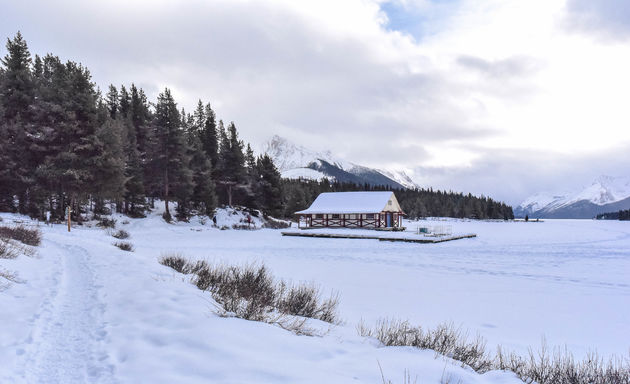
[295,191,404,229]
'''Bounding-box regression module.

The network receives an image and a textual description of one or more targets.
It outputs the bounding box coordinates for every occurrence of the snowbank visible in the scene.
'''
[1,209,629,383]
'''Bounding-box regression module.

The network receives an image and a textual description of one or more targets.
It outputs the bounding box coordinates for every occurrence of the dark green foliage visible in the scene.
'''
[596,209,630,220]
[200,103,219,169]
[187,130,217,216]
[1,31,33,121]
[0,32,513,223]
[254,154,284,217]
[280,179,513,220]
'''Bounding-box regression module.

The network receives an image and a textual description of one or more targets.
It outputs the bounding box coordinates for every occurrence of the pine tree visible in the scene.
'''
[151,88,192,221]
[200,103,219,169]
[1,31,33,121]
[245,143,256,176]
[105,85,118,119]
[118,85,130,119]
[129,84,151,157]
[92,118,126,212]
[254,154,283,217]
[186,129,217,217]
[0,122,18,211]
[0,32,36,212]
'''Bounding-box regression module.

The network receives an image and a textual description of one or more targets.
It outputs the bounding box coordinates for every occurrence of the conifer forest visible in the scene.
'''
[0,32,513,222]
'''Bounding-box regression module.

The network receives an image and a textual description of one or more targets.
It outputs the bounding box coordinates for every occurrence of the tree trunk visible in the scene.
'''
[164,168,170,217]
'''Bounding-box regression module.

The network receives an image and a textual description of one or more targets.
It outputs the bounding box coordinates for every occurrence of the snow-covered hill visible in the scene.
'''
[2,208,630,382]
[262,135,419,189]
[516,175,630,218]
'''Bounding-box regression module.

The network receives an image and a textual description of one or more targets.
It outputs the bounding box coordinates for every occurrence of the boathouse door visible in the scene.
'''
[386,213,392,227]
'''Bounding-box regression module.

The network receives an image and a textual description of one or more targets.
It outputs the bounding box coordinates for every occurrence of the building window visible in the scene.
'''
[388,200,392,205]
[315,214,323,219]
[332,214,340,219]
[366,213,375,219]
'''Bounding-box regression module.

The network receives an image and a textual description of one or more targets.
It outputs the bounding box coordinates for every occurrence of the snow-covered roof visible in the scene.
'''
[295,191,402,214]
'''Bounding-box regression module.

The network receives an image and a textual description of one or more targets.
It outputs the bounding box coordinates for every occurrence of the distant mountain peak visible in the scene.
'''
[516,175,630,218]
[262,135,419,189]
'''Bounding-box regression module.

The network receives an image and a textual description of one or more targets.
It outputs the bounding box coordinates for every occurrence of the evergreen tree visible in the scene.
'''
[121,116,146,217]
[118,85,130,119]
[129,84,151,157]
[0,32,35,213]
[1,31,33,121]
[254,154,283,217]
[245,143,256,176]
[151,88,192,221]
[92,118,126,212]
[200,103,219,169]
[105,85,118,119]
[0,122,17,211]
[186,129,217,217]
[215,121,246,206]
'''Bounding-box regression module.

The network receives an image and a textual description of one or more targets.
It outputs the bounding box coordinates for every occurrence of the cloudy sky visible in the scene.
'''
[2,0,629,204]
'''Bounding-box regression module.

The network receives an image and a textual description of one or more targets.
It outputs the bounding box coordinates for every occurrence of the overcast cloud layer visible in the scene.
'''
[1,0,629,204]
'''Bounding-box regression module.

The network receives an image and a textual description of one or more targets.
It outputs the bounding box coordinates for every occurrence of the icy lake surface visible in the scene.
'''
[1,210,628,383]
[175,218,630,357]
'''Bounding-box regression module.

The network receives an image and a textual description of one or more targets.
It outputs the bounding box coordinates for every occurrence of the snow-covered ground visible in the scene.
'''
[1,207,629,383]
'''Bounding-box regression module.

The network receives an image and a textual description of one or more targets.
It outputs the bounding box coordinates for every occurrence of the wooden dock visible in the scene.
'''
[281,231,476,243]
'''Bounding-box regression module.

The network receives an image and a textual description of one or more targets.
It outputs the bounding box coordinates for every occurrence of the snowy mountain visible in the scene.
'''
[515,175,630,218]
[262,135,419,189]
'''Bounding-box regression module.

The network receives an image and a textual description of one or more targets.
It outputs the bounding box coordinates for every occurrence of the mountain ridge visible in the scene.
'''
[515,175,630,218]
[262,135,419,189]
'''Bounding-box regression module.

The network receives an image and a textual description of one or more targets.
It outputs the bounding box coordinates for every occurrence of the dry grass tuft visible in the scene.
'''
[159,254,341,333]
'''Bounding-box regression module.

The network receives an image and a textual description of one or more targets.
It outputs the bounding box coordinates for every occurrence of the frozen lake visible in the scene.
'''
[141,217,630,357]
[2,211,629,383]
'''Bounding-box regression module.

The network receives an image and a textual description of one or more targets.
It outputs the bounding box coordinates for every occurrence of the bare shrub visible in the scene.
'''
[362,320,630,383]
[378,362,418,384]
[194,263,277,321]
[97,217,116,229]
[232,223,256,230]
[276,282,340,323]
[0,238,18,259]
[114,241,134,252]
[495,342,630,384]
[0,225,42,246]
[0,268,24,284]
[1,268,26,291]
[112,229,130,239]
[359,319,492,373]
[262,217,291,229]
[159,253,189,274]
[160,256,340,329]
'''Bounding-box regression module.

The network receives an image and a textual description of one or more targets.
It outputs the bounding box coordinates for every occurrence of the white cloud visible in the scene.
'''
[1,0,629,204]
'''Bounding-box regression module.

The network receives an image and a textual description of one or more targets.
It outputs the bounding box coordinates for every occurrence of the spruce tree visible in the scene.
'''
[1,31,33,121]
[255,154,283,217]
[92,118,126,212]
[0,32,35,212]
[118,85,130,119]
[151,88,192,221]
[200,103,219,169]
[186,129,217,217]
[105,85,118,119]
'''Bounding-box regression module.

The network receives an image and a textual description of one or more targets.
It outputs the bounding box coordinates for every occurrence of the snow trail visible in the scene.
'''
[22,241,115,384]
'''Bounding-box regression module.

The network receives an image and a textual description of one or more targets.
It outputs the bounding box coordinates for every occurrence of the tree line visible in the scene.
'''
[0,32,282,222]
[596,210,630,221]
[282,179,514,220]
[1,32,512,222]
